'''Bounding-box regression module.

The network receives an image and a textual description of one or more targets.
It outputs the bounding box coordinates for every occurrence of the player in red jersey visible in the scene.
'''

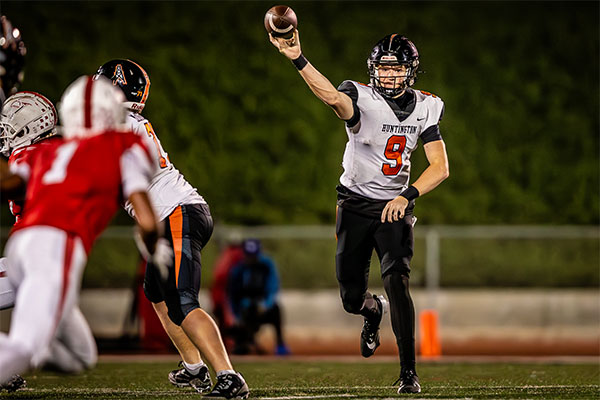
[0,91,98,392]
[0,91,60,310]
[0,75,169,385]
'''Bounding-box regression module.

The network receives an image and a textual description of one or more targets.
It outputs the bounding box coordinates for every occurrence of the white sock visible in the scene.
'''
[183,361,206,375]
[217,369,236,377]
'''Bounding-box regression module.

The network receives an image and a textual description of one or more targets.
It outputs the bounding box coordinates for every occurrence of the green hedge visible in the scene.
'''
[0,1,597,228]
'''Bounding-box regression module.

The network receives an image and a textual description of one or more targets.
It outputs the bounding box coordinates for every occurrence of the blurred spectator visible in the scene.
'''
[210,240,244,347]
[0,16,26,107]
[227,239,290,355]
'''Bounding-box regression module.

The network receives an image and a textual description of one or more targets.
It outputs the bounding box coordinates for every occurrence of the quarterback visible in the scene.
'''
[270,32,450,394]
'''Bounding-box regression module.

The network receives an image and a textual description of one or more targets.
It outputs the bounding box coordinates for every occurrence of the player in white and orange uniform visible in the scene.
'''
[0,76,166,386]
[270,32,450,394]
[95,60,248,399]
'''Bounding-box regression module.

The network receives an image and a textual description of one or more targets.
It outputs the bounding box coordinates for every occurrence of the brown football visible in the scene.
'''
[264,5,297,39]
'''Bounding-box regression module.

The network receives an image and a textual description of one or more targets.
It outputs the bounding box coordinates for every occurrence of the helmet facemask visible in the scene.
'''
[368,58,418,98]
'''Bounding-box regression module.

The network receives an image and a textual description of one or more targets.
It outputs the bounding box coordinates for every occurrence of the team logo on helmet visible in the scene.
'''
[112,64,128,87]
[9,99,23,109]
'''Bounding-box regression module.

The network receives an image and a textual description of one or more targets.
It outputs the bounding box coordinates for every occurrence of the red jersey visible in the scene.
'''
[7,137,61,228]
[10,130,155,253]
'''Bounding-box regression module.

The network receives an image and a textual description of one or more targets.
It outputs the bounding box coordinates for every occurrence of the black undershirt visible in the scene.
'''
[337,81,443,144]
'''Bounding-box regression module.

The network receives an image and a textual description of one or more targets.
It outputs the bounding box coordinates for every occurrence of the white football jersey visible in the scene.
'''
[339,82,444,200]
[123,112,205,220]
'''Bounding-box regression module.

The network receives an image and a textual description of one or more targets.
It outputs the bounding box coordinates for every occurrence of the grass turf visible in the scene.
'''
[2,359,598,399]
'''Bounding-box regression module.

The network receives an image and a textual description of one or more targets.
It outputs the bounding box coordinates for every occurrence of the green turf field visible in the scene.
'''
[2,358,599,399]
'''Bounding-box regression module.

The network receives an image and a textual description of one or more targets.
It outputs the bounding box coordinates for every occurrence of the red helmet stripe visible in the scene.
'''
[84,75,94,128]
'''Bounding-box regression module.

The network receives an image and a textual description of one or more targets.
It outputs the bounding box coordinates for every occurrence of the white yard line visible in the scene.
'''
[253,384,599,390]
[97,354,600,364]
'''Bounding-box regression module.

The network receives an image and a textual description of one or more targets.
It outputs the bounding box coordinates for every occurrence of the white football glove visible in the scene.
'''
[134,233,174,281]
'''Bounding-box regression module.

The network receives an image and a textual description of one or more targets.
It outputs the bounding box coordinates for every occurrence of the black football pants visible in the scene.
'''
[144,203,213,325]
[335,205,416,371]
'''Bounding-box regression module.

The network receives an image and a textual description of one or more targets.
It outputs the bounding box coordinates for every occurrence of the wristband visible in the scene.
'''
[400,185,420,201]
[292,54,308,71]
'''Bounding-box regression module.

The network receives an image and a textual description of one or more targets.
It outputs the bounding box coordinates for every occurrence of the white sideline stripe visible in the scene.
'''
[15,384,600,396]
[259,395,356,400]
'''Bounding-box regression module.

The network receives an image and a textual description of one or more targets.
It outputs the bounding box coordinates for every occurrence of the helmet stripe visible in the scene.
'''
[84,75,94,129]
[127,60,150,104]
[388,33,398,51]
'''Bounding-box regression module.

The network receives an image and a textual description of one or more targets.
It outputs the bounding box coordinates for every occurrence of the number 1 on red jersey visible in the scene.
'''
[42,142,78,184]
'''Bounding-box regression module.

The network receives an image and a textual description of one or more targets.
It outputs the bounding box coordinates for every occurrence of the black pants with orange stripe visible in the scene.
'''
[144,203,213,326]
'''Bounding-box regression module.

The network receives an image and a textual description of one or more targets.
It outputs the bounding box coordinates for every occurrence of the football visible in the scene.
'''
[264,5,297,39]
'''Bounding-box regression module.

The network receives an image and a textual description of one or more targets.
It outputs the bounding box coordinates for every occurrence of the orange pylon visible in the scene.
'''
[419,309,441,357]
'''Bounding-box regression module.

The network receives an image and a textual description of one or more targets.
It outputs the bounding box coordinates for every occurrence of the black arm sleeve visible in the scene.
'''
[420,125,443,144]
[420,104,444,144]
[337,80,360,128]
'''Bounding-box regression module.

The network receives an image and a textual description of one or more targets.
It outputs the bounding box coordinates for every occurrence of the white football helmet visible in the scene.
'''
[59,75,126,139]
[0,91,58,157]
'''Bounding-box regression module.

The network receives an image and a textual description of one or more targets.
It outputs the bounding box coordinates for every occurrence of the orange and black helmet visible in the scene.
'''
[95,59,150,113]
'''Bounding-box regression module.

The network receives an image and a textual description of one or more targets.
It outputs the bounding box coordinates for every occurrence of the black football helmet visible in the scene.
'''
[95,59,150,112]
[0,16,26,106]
[367,34,419,98]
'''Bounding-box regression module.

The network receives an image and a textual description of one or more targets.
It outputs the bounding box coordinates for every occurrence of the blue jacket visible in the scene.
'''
[227,255,280,319]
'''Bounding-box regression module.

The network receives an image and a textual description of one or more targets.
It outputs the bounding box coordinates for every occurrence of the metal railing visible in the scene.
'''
[2,224,598,298]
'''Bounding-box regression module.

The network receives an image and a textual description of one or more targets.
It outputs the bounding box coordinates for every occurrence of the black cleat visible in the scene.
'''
[1,375,26,392]
[397,369,421,394]
[360,294,388,358]
[168,362,212,393]
[205,372,249,399]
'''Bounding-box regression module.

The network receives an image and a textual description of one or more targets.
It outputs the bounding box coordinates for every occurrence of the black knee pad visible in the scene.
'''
[340,290,366,315]
[166,307,185,326]
[143,281,163,304]
[166,293,200,326]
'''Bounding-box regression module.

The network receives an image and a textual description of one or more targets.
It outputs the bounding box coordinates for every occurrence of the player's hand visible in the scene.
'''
[269,29,302,60]
[134,231,173,281]
[151,238,174,281]
[381,196,409,223]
